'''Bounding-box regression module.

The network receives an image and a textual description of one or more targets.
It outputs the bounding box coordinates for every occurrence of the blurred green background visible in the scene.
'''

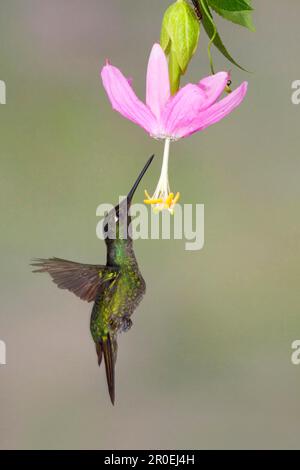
[1,0,300,450]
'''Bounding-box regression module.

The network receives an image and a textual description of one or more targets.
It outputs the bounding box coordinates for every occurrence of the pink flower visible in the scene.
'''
[101,43,248,212]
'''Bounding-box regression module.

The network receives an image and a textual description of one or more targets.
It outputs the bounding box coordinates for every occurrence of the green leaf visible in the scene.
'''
[207,0,252,11]
[200,0,248,72]
[211,6,255,31]
[209,0,255,31]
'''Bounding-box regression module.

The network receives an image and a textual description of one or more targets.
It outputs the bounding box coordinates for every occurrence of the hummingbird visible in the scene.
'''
[32,155,154,405]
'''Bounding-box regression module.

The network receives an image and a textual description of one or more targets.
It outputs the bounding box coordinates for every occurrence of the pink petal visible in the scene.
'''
[164,82,248,139]
[187,82,248,137]
[162,73,229,136]
[146,43,171,121]
[101,64,157,135]
[162,83,209,137]
[198,71,230,109]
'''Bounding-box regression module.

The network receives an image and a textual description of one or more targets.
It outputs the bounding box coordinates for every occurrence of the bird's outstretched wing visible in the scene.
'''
[31,257,119,302]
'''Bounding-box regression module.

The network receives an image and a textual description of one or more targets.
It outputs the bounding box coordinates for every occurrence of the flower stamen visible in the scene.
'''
[173,192,180,205]
[144,139,180,213]
[144,197,164,205]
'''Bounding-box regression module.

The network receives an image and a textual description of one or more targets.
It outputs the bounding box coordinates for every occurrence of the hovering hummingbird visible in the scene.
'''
[32,155,154,405]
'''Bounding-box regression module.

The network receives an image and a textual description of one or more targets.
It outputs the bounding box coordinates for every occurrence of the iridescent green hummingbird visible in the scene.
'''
[32,155,154,405]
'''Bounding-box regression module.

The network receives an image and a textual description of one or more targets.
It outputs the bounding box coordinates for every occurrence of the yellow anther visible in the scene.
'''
[173,192,180,205]
[165,193,174,208]
[144,198,164,205]
[144,190,180,213]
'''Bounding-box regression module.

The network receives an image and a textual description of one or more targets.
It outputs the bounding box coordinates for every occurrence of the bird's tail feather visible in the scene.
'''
[96,334,115,405]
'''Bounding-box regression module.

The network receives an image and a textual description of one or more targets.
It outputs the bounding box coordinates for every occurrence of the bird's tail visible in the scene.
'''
[96,334,116,405]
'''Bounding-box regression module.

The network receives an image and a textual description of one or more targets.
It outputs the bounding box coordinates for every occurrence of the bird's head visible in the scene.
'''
[103,155,154,243]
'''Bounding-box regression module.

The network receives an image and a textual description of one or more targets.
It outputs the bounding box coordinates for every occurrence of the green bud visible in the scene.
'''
[160,0,200,93]
[168,50,181,95]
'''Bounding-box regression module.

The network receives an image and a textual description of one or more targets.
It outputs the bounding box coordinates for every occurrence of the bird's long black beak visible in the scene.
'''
[127,155,155,205]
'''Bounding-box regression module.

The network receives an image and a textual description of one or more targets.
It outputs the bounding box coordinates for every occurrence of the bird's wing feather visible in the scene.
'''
[31,257,119,302]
